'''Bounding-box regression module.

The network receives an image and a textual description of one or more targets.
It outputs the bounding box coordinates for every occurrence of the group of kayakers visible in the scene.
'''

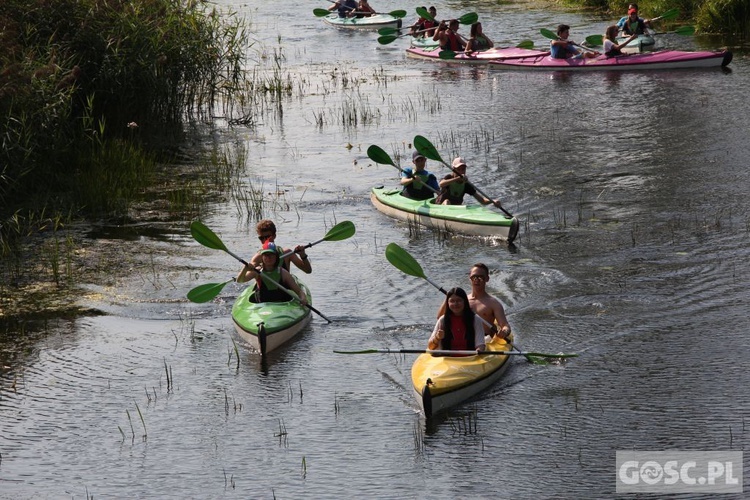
[234,147,514,355]
[236,219,311,306]
[328,0,376,18]
[406,1,661,59]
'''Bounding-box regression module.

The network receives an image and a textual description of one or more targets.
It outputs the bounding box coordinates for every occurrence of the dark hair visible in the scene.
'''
[470,22,481,37]
[256,219,277,235]
[557,24,570,36]
[472,262,489,276]
[441,287,476,350]
[628,3,638,9]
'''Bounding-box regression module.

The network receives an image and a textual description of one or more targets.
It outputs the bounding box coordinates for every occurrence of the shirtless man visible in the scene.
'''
[467,263,511,339]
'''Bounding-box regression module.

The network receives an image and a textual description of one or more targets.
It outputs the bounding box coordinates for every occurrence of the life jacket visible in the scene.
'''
[441,314,476,350]
[471,35,491,51]
[402,170,436,200]
[441,30,463,51]
[624,19,645,35]
[254,267,289,303]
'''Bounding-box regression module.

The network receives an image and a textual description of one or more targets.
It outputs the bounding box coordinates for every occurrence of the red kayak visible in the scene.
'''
[487,49,732,71]
[405,46,550,64]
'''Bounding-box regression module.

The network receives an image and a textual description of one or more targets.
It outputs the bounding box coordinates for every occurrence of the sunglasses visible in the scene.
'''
[258,233,274,242]
[469,274,487,281]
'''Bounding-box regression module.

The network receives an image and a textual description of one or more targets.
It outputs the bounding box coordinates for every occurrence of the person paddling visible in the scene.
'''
[400,150,439,200]
[411,6,438,37]
[621,7,651,36]
[328,0,357,18]
[237,241,308,305]
[249,219,312,273]
[617,3,652,34]
[433,19,465,52]
[550,24,599,59]
[435,157,503,208]
[467,263,511,340]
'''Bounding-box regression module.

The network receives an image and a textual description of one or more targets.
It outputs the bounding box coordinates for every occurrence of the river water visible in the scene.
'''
[1,1,749,498]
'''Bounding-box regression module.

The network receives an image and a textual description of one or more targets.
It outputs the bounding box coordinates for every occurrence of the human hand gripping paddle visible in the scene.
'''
[378,27,434,45]
[334,243,578,363]
[540,28,599,54]
[187,221,356,321]
[366,144,441,196]
[412,135,514,218]
[313,3,407,18]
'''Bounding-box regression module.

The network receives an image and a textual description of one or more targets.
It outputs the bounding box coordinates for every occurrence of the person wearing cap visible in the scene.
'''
[237,241,308,305]
[249,219,312,274]
[435,157,503,207]
[400,150,439,201]
[620,5,651,36]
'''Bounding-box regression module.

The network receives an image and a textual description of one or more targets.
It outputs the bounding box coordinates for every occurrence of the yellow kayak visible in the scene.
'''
[411,335,513,417]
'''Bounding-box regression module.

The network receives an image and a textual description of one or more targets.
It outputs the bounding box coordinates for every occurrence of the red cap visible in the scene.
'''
[261,241,278,254]
[628,8,637,14]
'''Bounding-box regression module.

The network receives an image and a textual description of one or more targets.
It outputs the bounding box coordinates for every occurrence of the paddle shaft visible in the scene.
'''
[335,349,575,357]
[384,242,573,364]
[380,157,441,196]
[413,135,514,217]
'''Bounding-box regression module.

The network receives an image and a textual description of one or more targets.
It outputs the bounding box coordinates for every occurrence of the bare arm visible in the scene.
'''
[428,317,445,350]
[236,262,259,283]
[286,246,312,274]
[281,268,307,305]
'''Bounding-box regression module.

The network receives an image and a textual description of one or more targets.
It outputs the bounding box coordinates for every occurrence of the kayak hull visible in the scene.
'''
[323,13,401,30]
[410,36,438,50]
[406,46,550,64]
[231,275,312,355]
[488,50,732,71]
[412,336,513,417]
[617,34,655,47]
[371,186,519,242]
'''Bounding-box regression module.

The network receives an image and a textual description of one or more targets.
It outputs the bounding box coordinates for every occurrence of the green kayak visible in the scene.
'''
[231,275,312,356]
[371,186,518,242]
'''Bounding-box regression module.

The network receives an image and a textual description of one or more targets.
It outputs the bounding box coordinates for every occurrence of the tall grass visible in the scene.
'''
[1,0,249,255]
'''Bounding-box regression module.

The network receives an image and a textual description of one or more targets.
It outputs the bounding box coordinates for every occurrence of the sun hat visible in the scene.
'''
[260,241,278,255]
[412,150,425,161]
[452,157,467,168]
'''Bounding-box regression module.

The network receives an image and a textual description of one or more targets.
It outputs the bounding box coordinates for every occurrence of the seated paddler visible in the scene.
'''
[400,150,439,200]
[236,241,308,305]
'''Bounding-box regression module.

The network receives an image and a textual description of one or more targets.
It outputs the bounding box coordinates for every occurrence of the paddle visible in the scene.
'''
[413,135,514,218]
[187,279,235,303]
[366,144,440,196]
[540,28,598,54]
[335,348,579,358]
[585,33,638,49]
[416,7,478,26]
[313,7,407,18]
[378,28,433,45]
[437,40,535,59]
[654,25,695,36]
[384,242,578,364]
[650,7,680,23]
[585,34,604,46]
[188,220,354,321]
